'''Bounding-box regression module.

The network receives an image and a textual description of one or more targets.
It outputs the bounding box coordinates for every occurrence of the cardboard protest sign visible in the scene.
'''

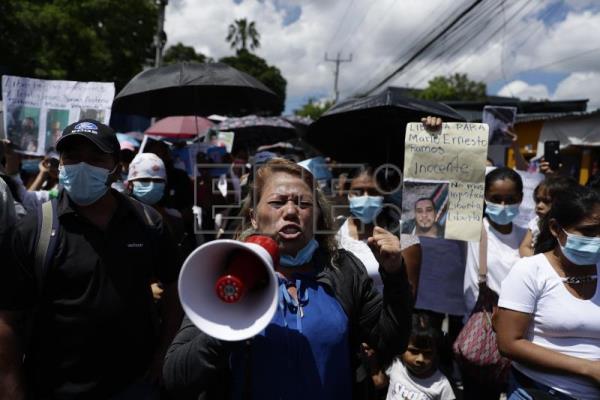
[401,122,489,242]
[2,75,114,155]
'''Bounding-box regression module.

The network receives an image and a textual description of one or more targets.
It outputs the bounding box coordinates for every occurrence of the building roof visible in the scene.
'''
[515,108,600,123]
[387,86,591,122]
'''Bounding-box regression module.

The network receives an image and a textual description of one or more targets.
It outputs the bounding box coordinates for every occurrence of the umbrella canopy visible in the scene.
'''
[112,62,282,118]
[145,116,214,139]
[307,87,465,166]
[217,115,298,154]
[282,115,313,126]
[218,115,294,130]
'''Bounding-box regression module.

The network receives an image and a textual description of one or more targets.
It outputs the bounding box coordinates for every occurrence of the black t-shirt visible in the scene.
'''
[0,189,180,399]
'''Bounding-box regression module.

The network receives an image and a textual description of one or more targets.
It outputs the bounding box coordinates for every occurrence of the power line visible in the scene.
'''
[360,0,486,96]
[406,0,536,90]
[326,0,356,51]
[337,0,379,53]
[349,0,476,95]
[363,0,501,92]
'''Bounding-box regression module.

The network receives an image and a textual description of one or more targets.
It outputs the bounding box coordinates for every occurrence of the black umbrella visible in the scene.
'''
[307,87,465,166]
[112,62,282,118]
[217,115,298,154]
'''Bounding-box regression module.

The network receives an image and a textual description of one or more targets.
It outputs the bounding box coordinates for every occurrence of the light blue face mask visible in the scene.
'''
[485,201,520,226]
[280,239,319,267]
[59,162,111,206]
[560,229,600,266]
[132,181,165,205]
[349,195,384,224]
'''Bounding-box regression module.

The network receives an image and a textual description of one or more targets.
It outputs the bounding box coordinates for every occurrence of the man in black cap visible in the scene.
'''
[0,119,183,399]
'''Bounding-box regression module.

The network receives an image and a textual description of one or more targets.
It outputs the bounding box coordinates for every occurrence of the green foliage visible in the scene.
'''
[220,50,286,114]
[226,18,260,53]
[163,43,210,64]
[294,98,334,120]
[0,0,157,90]
[417,73,487,101]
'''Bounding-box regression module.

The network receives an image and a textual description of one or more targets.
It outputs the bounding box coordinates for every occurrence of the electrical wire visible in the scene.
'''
[326,0,357,52]
[360,0,487,95]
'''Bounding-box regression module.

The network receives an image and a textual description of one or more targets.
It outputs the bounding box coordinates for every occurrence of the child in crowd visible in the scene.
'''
[519,175,577,257]
[384,313,455,400]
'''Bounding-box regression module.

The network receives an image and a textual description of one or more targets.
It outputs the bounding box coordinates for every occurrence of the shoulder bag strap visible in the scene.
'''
[478,221,488,283]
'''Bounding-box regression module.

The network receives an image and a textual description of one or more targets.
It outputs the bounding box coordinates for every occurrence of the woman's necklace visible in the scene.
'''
[547,250,598,285]
[560,275,598,284]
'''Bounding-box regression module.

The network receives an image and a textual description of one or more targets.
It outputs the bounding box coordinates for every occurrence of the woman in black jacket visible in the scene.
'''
[163,158,412,400]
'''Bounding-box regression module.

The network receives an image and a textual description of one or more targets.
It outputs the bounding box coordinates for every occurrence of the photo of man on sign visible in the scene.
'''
[401,181,448,239]
[6,106,41,154]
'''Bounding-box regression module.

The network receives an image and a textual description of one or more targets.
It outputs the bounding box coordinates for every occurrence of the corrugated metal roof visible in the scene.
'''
[515,109,600,123]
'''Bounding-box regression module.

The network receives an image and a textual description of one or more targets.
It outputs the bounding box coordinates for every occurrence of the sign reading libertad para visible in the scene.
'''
[401,122,489,242]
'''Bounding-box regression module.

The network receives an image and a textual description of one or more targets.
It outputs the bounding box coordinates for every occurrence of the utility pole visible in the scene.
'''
[325,52,352,102]
[154,0,168,67]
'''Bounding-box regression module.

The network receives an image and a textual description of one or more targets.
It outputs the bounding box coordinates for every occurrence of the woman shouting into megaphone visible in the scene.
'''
[163,158,412,400]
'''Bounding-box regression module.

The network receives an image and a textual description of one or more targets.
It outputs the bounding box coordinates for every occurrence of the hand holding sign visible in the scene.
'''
[367,226,403,273]
[421,116,442,134]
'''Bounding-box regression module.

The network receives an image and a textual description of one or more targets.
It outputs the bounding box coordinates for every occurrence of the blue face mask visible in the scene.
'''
[560,229,600,266]
[349,195,384,224]
[485,201,520,226]
[132,181,165,205]
[59,162,111,206]
[280,239,319,268]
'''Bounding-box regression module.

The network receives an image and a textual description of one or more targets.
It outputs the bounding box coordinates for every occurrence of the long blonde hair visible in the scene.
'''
[236,158,339,261]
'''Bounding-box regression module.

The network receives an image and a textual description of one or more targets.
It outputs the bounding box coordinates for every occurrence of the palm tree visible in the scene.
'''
[226,18,260,52]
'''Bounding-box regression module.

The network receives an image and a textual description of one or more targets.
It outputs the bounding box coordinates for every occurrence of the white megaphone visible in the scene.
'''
[178,235,280,341]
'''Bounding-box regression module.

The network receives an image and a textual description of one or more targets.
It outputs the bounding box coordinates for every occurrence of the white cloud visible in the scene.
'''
[527,11,600,74]
[553,72,600,110]
[164,1,600,112]
[497,80,550,100]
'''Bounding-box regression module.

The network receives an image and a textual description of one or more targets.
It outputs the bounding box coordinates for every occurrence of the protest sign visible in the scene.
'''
[214,131,235,153]
[2,75,115,155]
[401,122,489,242]
[482,105,516,145]
[514,170,544,229]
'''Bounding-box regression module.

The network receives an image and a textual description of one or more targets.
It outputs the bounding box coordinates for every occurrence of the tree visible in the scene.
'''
[0,0,157,91]
[294,98,334,120]
[220,50,286,114]
[226,18,260,53]
[416,73,487,101]
[163,43,210,64]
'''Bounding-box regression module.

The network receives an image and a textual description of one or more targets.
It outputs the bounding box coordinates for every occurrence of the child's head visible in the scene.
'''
[533,175,578,218]
[401,313,439,378]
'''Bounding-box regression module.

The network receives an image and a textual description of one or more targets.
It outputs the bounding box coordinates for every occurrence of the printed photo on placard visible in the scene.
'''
[6,105,41,154]
[401,180,449,239]
[45,109,69,151]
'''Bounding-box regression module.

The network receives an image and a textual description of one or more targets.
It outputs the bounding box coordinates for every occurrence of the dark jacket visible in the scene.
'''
[163,248,412,400]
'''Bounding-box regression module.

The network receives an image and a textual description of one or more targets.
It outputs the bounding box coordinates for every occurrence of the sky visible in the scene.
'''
[164,0,600,115]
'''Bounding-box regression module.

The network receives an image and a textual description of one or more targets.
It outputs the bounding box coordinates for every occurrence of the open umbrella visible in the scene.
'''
[145,116,214,139]
[217,115,298,153]
[112,62,282,118]
[307,87,465,165]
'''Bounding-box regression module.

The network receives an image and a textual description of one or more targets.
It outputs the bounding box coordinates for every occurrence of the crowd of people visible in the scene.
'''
[0,115,599,400]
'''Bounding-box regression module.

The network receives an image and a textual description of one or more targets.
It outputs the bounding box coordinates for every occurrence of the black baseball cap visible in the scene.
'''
[56,119,120,154]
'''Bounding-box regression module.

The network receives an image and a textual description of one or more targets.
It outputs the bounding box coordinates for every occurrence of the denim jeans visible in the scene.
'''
[507,369,575,400]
